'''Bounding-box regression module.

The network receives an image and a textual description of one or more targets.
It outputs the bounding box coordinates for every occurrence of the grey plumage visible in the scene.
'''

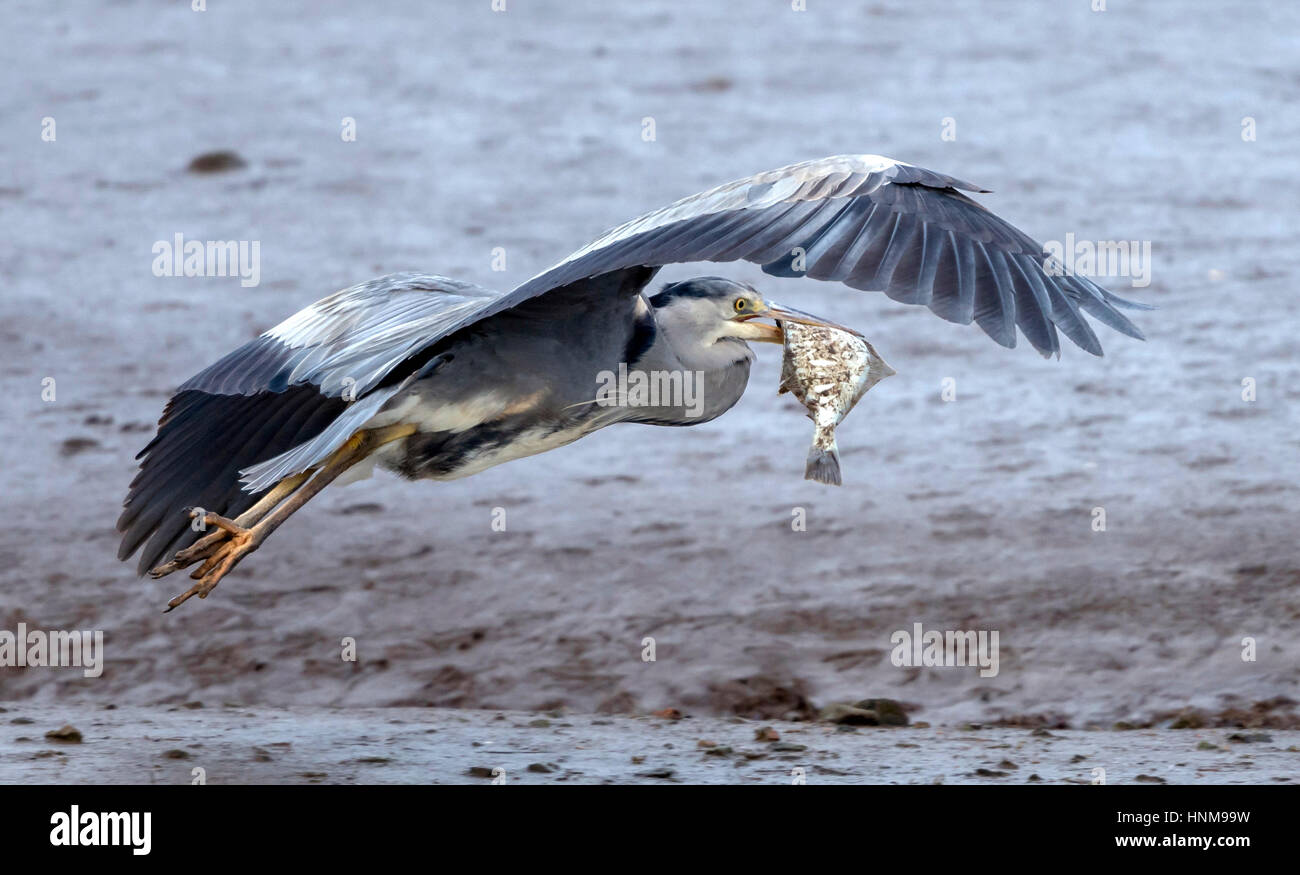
[509,154,1150,357]
[119,153,1151,579]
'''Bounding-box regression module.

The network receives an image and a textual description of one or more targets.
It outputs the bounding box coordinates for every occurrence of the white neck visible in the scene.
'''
[652,303,755,372]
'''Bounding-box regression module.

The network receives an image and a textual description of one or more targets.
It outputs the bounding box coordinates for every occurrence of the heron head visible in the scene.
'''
[648,276,853,358]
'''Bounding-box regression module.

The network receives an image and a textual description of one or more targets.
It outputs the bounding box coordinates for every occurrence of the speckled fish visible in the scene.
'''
[778,319,895,486]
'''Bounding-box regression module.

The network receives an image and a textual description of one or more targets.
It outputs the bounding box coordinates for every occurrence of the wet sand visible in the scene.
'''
[1,0,1298,778]
[5,704,1297,785]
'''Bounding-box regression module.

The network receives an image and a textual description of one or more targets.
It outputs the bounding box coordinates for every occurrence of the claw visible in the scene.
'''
[159,516,259,612]
[148,527,229,579]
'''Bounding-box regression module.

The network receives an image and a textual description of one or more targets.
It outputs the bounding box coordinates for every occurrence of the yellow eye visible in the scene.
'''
[734,298,747,312]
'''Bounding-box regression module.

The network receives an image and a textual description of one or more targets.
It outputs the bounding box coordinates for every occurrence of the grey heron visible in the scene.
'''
[117,154,1149,611]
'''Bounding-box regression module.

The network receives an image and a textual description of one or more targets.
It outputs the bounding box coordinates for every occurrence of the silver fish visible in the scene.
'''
[778,321,896,485]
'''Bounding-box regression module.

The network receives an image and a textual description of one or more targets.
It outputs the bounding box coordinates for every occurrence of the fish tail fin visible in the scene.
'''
[804,439,842,486]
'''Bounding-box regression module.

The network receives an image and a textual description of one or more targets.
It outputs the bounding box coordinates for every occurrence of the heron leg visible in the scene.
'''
[149,471,312,579]
[157,423,416,612]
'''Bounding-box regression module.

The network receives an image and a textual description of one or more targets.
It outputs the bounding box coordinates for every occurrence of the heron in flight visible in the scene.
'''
[118,154,1149,610]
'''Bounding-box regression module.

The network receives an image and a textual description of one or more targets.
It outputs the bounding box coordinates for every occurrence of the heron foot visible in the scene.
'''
[155,510,261,612]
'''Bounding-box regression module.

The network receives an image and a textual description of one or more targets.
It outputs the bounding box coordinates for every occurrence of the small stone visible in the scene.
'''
[635,767,675,779]
[45,725,82,743]
[652,708,683,720]
[527,719,551,728]
[162,749,190,759]
[187,150,247,174]
[818,703,879,726]
[527,763,556,773]
[771,741,807,752]
[853,698,909,726]
[466,766,496,778]
[1134,774,1166,784]
[754,726,780,742]
[997,759,1019,770]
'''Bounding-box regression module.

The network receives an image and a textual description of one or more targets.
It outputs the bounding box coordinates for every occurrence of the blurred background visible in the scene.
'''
[1,0,1297,728]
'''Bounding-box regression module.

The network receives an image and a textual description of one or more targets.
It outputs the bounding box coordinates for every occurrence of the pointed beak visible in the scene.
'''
[741,301,863,344]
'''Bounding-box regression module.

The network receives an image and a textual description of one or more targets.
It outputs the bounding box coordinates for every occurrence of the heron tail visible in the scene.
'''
[804,438,842,486]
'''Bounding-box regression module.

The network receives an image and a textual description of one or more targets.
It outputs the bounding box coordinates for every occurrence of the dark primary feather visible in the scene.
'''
[116,386,346,574]
[505,154,1150,357]
[118,274,503,573]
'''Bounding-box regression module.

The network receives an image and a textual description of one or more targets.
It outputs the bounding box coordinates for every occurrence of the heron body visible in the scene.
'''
[117,154,1151,610]
[368,272,757,482]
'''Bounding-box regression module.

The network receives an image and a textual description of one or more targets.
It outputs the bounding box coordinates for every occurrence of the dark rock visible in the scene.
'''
[59,437,99,456]
[187,150,247,174]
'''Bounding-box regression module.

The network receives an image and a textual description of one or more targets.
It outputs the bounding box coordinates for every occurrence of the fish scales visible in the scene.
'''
[778,321,895,485]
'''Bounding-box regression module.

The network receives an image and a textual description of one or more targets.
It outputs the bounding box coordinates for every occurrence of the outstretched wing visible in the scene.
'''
[118,273,499,573]
[507,154,1150,356]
